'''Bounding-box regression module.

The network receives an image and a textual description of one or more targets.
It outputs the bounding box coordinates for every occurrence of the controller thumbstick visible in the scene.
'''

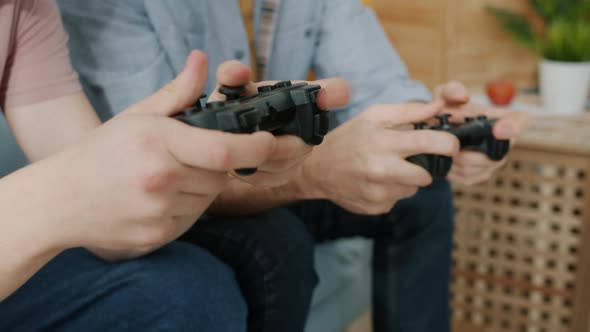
[477,115,488,121]
[414,122,428,130]
[437,114,451,126]
[465,117,474,123]
[219,85,245,101]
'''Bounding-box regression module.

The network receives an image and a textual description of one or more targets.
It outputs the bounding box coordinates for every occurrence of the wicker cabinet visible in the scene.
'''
[452,115,590,332]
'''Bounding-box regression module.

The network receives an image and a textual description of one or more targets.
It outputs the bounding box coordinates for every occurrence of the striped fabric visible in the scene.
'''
[239,0,281,81]
[255,0,281,80]
[244,0,372,81]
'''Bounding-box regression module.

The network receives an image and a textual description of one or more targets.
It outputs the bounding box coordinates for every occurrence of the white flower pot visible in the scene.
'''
[540,59,590,115]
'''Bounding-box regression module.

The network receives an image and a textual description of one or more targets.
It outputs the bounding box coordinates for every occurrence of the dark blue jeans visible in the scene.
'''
[292,179,455,332]
[0,242,248,331]
[0,180,452,332]
[190,179,454,332]
[0,210,317,332]
[180,209,318,332]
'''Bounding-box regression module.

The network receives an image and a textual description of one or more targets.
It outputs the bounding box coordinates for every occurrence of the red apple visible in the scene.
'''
[486,80,516,106]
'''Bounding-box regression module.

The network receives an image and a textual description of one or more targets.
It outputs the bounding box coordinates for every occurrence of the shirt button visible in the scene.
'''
[234,50,245,60]
[305,28,313,38]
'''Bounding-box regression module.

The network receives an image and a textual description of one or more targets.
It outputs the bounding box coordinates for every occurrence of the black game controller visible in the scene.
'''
[175,81,329,175]
[408,114,510,178]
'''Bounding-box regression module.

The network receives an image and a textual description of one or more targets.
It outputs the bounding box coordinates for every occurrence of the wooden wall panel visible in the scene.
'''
[446,0,538,88]
[372,0,539,89]
[372,0,447,88]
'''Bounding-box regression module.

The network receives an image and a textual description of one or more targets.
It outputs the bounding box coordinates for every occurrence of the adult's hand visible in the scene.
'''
[298,102,459,215]
[433,81,532,185]
[58,51,276,256]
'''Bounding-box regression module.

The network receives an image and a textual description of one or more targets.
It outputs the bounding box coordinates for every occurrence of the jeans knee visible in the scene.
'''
[108,242,247,331]
[252,209,317,286]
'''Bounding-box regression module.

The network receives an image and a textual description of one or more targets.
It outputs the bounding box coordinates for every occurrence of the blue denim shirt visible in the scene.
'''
[58,0,431,124]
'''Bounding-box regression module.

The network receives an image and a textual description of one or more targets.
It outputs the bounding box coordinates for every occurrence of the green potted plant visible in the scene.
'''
[487,0,590,115]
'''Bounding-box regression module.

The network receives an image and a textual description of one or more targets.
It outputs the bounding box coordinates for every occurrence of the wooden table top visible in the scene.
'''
[473,90,590,156]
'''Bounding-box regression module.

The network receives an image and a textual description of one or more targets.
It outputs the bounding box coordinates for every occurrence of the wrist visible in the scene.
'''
[22,150,86,250]
[296,156,324,200]
[0,162,73,266]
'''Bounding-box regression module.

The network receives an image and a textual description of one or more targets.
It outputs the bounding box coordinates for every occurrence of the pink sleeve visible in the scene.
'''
[2,0,81,108]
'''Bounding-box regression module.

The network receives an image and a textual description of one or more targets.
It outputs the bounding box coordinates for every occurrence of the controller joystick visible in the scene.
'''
[219,85,246,101]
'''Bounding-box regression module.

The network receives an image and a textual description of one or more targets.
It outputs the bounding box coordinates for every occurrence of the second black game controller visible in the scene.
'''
[408,114,510,179]
[175,81,330,175]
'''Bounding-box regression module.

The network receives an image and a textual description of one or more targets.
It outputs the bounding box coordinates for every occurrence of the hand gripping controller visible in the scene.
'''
[407,114,510,179]
[175,81,330,175]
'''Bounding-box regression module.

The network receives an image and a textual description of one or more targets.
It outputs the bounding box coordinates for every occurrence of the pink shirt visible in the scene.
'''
[0,0,81,109]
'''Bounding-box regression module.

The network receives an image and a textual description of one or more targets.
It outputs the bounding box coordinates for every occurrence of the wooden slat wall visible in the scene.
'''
[372,0,539,89]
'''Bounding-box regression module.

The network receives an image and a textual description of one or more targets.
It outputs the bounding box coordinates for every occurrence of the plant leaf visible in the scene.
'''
[486,6,541,52]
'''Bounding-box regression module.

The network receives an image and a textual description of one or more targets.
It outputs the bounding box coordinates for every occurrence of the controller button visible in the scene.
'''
[274,81,292,89]
[309,90,319,104]
[206,101,226,110]
[414,122,428,130]
[314,113,330,136]
[258,85,273,93]
[181,107,200,117]
[437,114,451,125]
[465,117,475,123]
[477,115,488,121]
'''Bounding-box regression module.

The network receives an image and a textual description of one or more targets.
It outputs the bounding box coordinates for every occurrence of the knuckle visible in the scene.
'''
[365,159,389,183]
[140,167,178,193]
[361,184,389,205]
[131,129,159,152]
[210,145,233,170]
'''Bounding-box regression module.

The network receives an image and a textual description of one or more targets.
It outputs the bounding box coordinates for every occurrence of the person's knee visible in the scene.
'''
[250,209,317,286]
[105,242,247,331]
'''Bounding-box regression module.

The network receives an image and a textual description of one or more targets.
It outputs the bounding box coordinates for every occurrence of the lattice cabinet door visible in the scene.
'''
[451,115,590,332]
